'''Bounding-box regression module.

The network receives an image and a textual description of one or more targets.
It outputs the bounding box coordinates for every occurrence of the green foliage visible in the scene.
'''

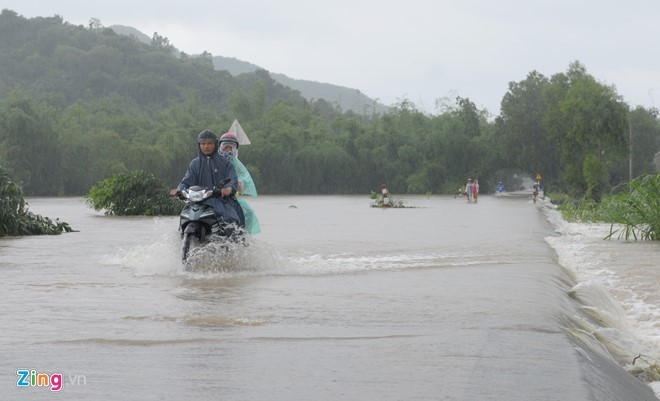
[369,195,412,208]
[556,197,608,223]
[555,174,660,241]
[546,192,572,206]
[498,71,558,186]
[85,170,181,216]
[0,165,73,236]
[544,62,629,195]
[0,94,61,195]
[1,12,659,200]
[582,153,610,202]
[602,174,660,240]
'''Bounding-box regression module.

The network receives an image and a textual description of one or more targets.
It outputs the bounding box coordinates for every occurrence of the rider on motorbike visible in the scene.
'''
[169,130,241,226]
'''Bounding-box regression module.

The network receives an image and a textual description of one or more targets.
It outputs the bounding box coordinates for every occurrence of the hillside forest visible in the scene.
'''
[1,9,659,198]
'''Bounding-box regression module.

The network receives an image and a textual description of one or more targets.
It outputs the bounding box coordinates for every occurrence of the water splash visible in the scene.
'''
[106,226,513,280]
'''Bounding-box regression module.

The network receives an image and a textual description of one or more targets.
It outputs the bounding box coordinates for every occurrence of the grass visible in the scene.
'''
[553,174,660,241]
[630,354,660,382]
[603,174,660,240]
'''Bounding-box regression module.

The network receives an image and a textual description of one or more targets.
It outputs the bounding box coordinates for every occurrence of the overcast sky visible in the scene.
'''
[3,0,659,115]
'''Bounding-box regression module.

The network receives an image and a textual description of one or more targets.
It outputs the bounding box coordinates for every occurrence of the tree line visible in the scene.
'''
[1,9,658,199]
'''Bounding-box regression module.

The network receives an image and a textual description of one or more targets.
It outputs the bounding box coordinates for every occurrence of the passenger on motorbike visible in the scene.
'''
[169,130,241,226]
[218,132,261,235]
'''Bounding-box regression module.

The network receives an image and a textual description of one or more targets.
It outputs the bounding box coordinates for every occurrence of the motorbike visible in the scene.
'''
[175,179,243,263]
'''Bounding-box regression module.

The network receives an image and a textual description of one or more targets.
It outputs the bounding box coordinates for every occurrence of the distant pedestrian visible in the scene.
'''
[473,179,479,203]
[465,178,474,203]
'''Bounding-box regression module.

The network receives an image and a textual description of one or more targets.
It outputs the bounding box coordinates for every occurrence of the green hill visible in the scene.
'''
[211,55,389,114]
[108,24,152,44]
[106,25,388,115]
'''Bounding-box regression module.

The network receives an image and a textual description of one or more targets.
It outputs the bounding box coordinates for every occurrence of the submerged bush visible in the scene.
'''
[0,165,73,237]
[86,170,181,216]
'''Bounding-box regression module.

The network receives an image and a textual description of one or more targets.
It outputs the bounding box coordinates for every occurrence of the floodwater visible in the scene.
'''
[1,194,658,400]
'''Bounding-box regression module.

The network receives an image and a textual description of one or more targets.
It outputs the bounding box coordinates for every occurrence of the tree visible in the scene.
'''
[456,96,481,139]
[0,94,62,195]
[623,107,660,179]
[498,71,558,183]
[544,62,628,196]
[151,32,174,52]
[88,18,103,30]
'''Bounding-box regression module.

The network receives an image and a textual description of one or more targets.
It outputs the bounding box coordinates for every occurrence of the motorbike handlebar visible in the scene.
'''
[170,177,233,199]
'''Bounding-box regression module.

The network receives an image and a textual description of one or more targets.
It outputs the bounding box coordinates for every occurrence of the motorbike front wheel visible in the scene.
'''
[182,233,194,262]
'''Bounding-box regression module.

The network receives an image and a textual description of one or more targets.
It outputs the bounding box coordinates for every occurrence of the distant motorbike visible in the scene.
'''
[175,179,242,263]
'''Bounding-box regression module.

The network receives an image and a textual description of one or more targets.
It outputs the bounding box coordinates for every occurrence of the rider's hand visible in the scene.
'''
[212,188,232,197]
[169,188,180,197]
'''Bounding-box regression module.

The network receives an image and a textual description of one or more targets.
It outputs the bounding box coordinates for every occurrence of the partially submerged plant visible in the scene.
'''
[553,174,659,241]
[604,174,659,241]
[369,196,413,208]
[629,354,660,382]
[86,170,181,216]
[0,165,73,236]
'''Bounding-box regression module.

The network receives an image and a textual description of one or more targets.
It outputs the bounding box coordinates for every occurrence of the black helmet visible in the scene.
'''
[197,129,218,143]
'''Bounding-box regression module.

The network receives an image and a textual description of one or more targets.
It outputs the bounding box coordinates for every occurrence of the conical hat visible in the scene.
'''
[228,119,251,145]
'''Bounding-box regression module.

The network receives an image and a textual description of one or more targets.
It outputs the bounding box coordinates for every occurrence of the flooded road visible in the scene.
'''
[1,195,657,400]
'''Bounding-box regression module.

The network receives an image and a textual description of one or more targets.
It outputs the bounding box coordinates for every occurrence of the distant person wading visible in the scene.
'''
[465,178,474,203]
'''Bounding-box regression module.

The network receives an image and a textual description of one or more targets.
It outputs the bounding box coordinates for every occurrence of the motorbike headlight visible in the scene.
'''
[188,189,206,202]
